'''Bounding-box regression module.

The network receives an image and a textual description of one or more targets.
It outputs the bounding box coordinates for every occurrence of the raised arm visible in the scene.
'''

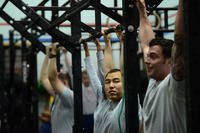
[40,48,55,96]
[82,41,103,100]
[47,43,67,94]
[172,0,184,80]
[63,48,73,86]
[63,49,72,76]
[103,31,115,75]
[93,38,105,86]
[115,28,125,76]
[137,0,155,60]
[94,38,102,52]
[82,40,90,57]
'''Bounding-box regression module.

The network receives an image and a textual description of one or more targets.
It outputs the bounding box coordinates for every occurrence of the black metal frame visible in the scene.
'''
[0,34,9,133]
[0,34,4,100]
[70,1,82,132]
[153,7,177,34]
[0,0,169,132]
[0,10,46,53]
[0,34,3,82]
[123,0,140,132]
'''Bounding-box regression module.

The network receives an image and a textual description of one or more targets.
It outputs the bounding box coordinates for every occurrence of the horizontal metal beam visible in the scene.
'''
[0,9,46,53]
[50,0,91,28]
[30,6,123,11]
[9,0,78,52]
[91,0,123,24]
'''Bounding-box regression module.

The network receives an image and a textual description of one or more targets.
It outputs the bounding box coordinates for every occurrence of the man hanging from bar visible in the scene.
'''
[136,0,186,132]
[41,43,74,133]
[82,27,127,133]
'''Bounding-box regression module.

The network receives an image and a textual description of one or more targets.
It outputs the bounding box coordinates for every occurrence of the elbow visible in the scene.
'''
[41,77,50,86]
[48,77,57,88]
[48,72,57,82]
[41,78,46,86]
[48,75,56,82]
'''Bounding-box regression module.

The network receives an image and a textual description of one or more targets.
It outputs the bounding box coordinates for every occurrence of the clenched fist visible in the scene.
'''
[46,42,59,58]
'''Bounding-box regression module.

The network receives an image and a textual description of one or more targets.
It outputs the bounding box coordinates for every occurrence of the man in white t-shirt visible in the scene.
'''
[82,38,126,133]
[41,44,74,133]
[137,0,186,132]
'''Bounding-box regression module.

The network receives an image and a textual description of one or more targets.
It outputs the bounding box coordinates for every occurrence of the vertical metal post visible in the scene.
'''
[32,45,39,133]
[72,46,83,133]
[51,0,61,72]
[70,1,83,133]
[21,37,27,83]
[9,30,15,86]
[26,42,39,133]
[0,34,4,90]
[114,0,118,13]
[95,0,102,32]
[0,34,5,132]
[123,0,140,132]
[184,0,200,133]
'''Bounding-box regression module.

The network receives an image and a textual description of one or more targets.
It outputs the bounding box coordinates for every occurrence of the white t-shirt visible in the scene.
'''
[82,85,97,115]
[142,73,186,133]
[51,88,74,133]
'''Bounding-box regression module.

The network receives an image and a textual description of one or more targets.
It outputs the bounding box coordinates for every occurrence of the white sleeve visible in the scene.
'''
[169,73,185,101]
[60,87,74,107]
[96,51,105,86]
[85,56,103,101]
[138,94,143,131]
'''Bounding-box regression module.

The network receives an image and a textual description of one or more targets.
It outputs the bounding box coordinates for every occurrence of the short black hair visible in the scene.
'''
[82,70,88,75]
[105,68,121,79]
[149,37,174,59]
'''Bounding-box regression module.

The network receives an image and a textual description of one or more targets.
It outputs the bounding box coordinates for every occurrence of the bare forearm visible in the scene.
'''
[48,57,58,79]
[137,0,155,59]
[83,41,90,57]
[48,58,66,94]
[138,24,154,57]
[175,0,184,37]
[94,38,102,52]
[172,0,184,80]
[120,41,124,76]
[64,52,73,78]
[40,55,54,95]
[40,55,49,80]
[104,40,114,74]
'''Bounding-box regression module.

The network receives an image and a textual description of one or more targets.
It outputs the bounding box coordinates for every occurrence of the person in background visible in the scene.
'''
[62,48,97,133]
[82,70,97,133]
[40,43,73,133]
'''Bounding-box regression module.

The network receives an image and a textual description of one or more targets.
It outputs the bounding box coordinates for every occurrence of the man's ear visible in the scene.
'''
[166,58,172,66]
[63,80,68,86]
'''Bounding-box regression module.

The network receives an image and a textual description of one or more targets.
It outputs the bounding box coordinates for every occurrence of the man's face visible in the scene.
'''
[82,72,90,87]
[105,71,123,102]
[145,45,171,81]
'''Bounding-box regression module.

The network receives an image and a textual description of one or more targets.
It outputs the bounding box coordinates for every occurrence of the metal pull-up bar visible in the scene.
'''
[80,24,125,43]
